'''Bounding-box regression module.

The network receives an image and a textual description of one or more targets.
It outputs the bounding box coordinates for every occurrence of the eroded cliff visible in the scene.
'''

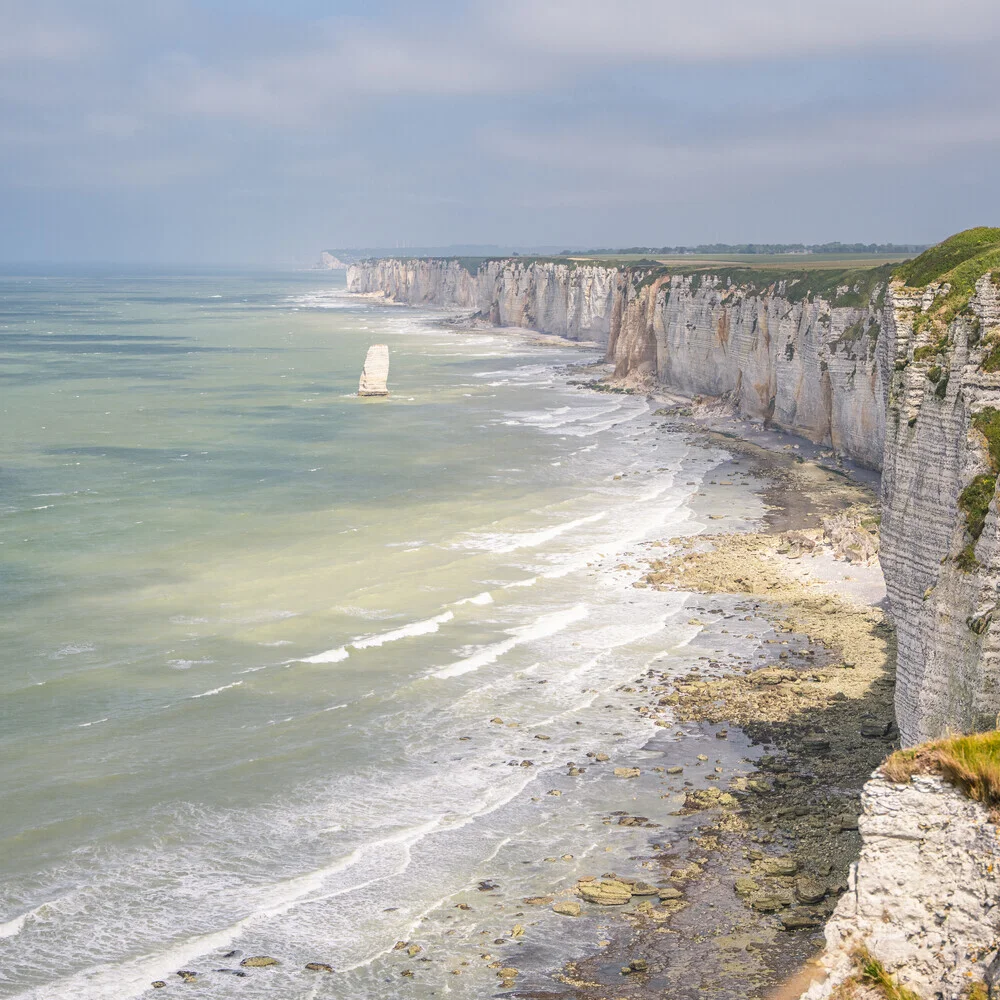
[805,769,1000,1000]
[881,229,1000,744]
[348,257,891,469]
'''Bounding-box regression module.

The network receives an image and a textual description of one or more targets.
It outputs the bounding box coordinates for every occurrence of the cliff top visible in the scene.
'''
[894,227,1000,288]
[882,730,1000,815]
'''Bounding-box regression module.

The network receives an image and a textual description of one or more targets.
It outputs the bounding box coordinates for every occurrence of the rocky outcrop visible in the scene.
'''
[347,232,1000,743]
[805,772,1000,1000]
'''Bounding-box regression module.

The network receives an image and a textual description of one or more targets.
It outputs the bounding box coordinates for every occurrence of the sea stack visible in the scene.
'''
[358,344,389,396]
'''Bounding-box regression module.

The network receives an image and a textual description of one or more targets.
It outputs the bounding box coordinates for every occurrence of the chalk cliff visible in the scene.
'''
[881,231,1000,744]
[348,257,890,469]
[805,771,1000,1000]
[347,231,1000,745]
[347,258,621,342]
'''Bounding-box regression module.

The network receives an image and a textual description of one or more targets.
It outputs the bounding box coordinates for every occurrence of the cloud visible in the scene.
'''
[492,0,1000,61]
[1,0,1000,258]
[480,102,1000,186]
[0,3,101,64]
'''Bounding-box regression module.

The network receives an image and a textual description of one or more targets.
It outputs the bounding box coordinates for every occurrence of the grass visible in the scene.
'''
[881,731,1000,815]
[955,408,1000,571]
[895,228,1000,342]
[895,228,1000,287]
[843,948,923,1000]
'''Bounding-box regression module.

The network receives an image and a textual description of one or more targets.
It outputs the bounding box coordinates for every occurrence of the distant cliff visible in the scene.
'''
[348,256,890,470]
[347,258,621,342]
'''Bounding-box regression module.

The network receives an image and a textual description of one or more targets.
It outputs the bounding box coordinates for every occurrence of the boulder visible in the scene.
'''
[794,877,827,904]
[578,879,632,905]
[760,857,799,876]
[240,956,280,968]
[552,901,581,917]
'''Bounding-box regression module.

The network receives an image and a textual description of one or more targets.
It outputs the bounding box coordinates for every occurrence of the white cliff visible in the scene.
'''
[349,257,888,469]
[805,772,1000,1000]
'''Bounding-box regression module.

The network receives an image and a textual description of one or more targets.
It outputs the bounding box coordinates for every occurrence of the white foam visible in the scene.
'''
[459,511,607,554]
[292,647,349,665]
[78,718,109,728]
[351,611,453,650]
[504,577,537,588]
[432,604,588,679]
[49,643,95,659]
[453,592,493,606]
[0,912,29,939]
[190,681,243,699]
[167,659,215,670]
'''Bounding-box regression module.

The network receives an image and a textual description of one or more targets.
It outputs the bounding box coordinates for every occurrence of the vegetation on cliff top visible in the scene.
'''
[895,228,1000,288]
[882,731,1000,816]
[896,228,1000,340]
[956,408,1000,571]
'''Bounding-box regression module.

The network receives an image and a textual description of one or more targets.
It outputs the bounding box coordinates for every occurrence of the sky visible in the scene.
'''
[2,0,999,265]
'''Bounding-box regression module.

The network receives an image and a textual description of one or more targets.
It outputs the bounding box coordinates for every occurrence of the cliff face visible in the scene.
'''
[806,772,1000,1000]
[881,236,1000,744]
[347,233,1000,744]
[349,258,889,470]
[347,258,621,342]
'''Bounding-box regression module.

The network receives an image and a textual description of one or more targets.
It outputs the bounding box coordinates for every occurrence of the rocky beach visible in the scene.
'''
[482,383,898,1000]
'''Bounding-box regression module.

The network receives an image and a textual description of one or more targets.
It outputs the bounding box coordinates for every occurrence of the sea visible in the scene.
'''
[0,268,767,998]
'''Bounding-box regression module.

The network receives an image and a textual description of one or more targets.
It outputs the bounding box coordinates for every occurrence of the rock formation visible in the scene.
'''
[347,231,1000,745]
[804,771,1000,1000]
[358,344,389,396]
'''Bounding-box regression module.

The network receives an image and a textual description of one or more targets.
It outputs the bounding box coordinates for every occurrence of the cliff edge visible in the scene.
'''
[805,734,1000,1000]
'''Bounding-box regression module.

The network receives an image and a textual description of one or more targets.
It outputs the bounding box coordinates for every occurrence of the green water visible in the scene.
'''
[0,269,760,998]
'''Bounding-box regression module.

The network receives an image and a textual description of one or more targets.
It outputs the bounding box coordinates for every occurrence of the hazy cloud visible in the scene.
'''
[0,0,998,262]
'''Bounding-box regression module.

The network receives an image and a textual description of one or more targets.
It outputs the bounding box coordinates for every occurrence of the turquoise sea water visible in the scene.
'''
[0,269,763,998]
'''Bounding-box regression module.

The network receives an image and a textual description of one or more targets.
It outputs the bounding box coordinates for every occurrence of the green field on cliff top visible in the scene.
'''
[571,251,918,269]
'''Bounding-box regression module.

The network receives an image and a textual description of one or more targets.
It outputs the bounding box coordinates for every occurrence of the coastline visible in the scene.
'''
[424,332,895,999]
[524,388,895,999]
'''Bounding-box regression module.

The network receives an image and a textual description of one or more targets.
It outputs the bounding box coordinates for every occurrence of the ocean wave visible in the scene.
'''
[284,291,358,310]
[49,643,95,659]
[190,681,243,699]
[458,512,607,554]
[167,659,215,670]
[292,647,349,665]
[453,591,493,606]
[351,611,454,650]
[432,604,588,679]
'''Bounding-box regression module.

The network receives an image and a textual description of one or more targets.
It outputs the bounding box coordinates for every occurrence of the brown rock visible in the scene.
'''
[578,879,632,905]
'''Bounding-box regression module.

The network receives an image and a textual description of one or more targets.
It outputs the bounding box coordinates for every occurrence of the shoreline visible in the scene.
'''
[496,347,898,998]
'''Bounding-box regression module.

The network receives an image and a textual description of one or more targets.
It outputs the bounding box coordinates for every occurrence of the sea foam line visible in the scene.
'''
[459,511,607,554]
[190,681,243,699]
[351,611,453,650]
[432,604,588,679]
